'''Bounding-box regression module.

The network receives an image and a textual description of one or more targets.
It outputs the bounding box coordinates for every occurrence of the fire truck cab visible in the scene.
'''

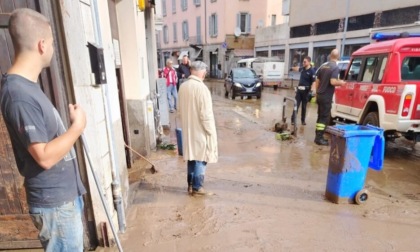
[331,33,420,142]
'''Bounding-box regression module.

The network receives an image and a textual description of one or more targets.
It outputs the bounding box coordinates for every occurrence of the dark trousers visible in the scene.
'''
[316,94,332,131]
[292,88,310,122]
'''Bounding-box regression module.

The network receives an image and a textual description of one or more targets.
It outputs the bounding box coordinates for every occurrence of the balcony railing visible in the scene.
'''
[188,36,202,45]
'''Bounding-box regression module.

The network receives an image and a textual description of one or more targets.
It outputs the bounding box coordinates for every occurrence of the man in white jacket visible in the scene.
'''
[178,61,218,195]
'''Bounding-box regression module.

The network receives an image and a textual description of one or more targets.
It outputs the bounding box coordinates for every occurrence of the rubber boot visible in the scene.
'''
[314,130,329,146]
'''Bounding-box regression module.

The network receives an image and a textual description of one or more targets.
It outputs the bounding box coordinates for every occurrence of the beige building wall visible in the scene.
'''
[59,0,130,244]
[289,0,420,27]
[116,0,153,157]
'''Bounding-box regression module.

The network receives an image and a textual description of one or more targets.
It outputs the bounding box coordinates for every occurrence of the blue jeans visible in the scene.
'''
[29,196,84,252]
[167,83,178,110]
[187,160,207,191]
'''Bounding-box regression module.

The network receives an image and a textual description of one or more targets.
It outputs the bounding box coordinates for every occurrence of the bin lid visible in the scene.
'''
[326,124,384,138]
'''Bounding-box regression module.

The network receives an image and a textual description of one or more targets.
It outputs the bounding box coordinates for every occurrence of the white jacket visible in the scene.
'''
[178,75,218,163]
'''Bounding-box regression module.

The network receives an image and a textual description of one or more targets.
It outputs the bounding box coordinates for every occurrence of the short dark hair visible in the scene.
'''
[304,56,311,62]
[9,8,51,53]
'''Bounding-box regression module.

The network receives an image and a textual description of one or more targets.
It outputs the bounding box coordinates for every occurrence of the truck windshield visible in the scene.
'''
[401,57,420,80]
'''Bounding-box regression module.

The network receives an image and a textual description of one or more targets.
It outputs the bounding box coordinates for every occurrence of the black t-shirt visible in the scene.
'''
[316,61,340,97]
[178,64,191,78]
[0,74,86,208]
[299,67,316,87]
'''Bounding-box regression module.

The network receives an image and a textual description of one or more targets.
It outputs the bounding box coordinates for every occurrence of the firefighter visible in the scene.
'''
[313,49,346,145]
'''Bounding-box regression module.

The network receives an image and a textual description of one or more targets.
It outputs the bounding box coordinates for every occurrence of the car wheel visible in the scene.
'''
[230,88,235,100]
[362,112,379,127]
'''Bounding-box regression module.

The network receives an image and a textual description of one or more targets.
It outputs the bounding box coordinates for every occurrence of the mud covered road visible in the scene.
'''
[117,80,420,252]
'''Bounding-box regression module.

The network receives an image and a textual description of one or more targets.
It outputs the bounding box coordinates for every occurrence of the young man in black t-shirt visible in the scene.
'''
[1,9,86,251]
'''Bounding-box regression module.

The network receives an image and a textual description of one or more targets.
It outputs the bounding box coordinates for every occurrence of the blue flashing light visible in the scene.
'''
[372,32,420,41]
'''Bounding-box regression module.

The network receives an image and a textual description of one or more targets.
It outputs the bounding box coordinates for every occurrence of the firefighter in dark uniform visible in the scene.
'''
[291,56,316,125]
[313,49,346,145]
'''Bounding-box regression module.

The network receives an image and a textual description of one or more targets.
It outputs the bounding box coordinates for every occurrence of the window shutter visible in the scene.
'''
[197,16,201,43]
[162,0,167,16]
[209,15,213,36]
[236,13,240,30]
[173,23,177,42]
[215,14,218,36]
[246,14,251,33]
[186,21,189,39]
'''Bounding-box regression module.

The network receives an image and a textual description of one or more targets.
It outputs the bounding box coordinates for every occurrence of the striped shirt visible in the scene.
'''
[163,67,178,87]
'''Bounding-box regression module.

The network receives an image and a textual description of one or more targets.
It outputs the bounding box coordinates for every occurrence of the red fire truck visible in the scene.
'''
[331,33,420,142]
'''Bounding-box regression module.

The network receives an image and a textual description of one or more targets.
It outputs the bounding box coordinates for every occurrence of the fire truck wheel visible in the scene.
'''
[362,112,379,127]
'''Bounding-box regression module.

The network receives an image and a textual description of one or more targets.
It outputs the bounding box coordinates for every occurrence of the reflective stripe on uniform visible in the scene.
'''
[316,123,326,130]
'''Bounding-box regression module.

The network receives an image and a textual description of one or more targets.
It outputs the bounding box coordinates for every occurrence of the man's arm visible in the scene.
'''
[312,78,319,92]
[330,78,346,86]
[28,104,86,169]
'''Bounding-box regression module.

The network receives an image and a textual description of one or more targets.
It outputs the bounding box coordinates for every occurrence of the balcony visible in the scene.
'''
[188,36,203,46]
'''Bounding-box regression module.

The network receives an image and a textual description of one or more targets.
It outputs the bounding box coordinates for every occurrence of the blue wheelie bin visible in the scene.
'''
[325,124,385,204]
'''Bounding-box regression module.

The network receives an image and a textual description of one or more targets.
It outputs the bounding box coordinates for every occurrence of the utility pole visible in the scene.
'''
[340,0,350,59]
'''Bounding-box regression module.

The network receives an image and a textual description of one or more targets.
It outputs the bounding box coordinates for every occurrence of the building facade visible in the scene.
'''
[256,0,420,75]
[157,0,283,78]
[0,0,160,249]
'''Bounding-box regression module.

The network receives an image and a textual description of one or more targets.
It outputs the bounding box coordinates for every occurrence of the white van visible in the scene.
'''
[252,61,284,89]
[237,58,257,68]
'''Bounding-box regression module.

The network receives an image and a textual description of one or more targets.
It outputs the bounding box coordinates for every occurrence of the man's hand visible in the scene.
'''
[69,104,86,133]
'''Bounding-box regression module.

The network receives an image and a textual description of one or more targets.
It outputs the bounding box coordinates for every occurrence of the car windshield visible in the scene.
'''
[234,69,257,78]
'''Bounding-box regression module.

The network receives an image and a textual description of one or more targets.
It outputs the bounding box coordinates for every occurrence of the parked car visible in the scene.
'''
[316,60,349,79]
[225,68,262,99]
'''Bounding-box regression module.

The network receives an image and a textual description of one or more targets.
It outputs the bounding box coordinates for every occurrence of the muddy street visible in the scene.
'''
[118,80,420,252]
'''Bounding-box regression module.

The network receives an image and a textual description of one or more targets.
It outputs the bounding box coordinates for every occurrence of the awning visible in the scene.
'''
[193,48,203,60]
[232,49,254,57]
[178,50,189,60]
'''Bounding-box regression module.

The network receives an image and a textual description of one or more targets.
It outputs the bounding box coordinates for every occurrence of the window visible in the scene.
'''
[401,57,420,80]
[173,23,178,42]
[194,0,201,6]
[162,0,167,16]
[256,51,268,57]
[362,57,378,82]
[172,0,176,13]
[271,15,276,26]
[196,16,202,44]
[237,13,251,34]
[163,25,169,44]
[181,0,188,11]
[346,58,362,81]
[209,13,218,37]
[377,57,388,82]
[182,20,189,41]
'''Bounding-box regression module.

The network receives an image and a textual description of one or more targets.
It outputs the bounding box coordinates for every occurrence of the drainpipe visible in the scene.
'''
[90,0,126,233]
[340,0,350,59]
[204,0,207,45]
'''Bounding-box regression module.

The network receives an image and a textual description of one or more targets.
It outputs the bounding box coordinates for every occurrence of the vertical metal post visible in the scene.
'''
[340,0,350,58]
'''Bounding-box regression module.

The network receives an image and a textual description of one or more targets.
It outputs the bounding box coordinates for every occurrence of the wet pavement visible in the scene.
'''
[107,80,420,251]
